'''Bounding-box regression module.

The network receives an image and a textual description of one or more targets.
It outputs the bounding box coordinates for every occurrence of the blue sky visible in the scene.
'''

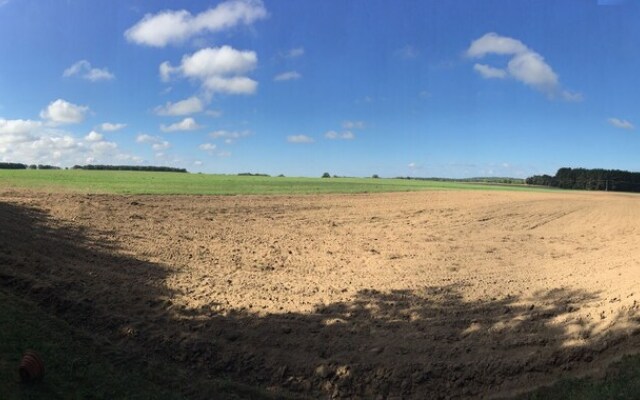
[0,0,639,178]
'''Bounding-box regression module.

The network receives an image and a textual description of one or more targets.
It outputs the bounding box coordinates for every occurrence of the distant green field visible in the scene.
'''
[0,170,547,195]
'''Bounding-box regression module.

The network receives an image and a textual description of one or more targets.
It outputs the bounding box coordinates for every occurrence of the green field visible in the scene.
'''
[0,170,544,195]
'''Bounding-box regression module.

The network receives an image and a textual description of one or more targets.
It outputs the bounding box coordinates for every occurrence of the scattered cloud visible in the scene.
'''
[408,162,421,171]
[199,143,217,151]
[160,117,201,132]
[63,60,114,82]
[194,160,203,166]
[395,45,419,59]
[154,97,204,116]
[466,32,581,100]
[419,90,430,99]
[39,99,89,125]
[209,129,250,144]
[274,71,301,82]
[124,0,268,47]
[0,120,138,166]
[608,117,634,130]
[136,134,171,151]
[84,131,103,142]
[161,46,258,95]
[0,0,10,8]
[287,134,314,143]
[285,47,304,58]
[342,120,365,130]
[100,122,126,132]
[324,130,355,140]
[205,109,223,118]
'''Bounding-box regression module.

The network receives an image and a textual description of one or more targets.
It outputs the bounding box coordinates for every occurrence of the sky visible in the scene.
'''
[0,0,639,178]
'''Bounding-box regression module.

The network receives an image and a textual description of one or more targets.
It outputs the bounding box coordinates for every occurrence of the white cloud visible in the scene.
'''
[100,122,127,132]
[63,60,114,82]
[124,0,268,47]
[152,141,171,151]
[466,32,579,100]
[199,143,217,151]
[39,99,89,125]
[84,131,103,142]
[608,118,634,130]
[285,47,304,58]
[161,46,258,95]
[136,133,172,151]
[324,130,355,140]
[473,63,507,79]
[136,134,159,144]
[194,160,203,166]
[342,120,365,129]
[160,117,201,132]
[0,0,10,7]
[203,75,257,94]
[209,130,250,143]
[0,121,139,166]
[274,71,301,82]
[154,97,204,116]
[287,134,314,143]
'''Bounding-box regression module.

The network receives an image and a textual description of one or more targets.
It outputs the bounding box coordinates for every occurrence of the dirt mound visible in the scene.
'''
[2,189,640,399]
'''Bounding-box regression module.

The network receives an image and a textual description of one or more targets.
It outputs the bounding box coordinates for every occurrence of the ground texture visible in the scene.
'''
[1,189,640,399]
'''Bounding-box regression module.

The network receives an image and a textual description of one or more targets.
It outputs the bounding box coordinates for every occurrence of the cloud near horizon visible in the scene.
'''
[39,99,89,125]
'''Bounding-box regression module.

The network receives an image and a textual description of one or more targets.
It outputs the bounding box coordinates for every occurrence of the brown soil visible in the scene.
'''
[1,189,640,399]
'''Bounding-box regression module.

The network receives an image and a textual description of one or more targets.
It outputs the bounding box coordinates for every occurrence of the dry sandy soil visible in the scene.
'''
[1,189,640,399]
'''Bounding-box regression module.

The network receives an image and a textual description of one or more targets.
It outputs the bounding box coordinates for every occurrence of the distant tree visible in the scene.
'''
[28,164,37,170]
[321,172,331,178]
[277,174,285,177]
[372,174,380,179]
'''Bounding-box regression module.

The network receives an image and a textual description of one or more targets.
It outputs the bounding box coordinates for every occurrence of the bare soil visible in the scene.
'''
[1,189,640,399]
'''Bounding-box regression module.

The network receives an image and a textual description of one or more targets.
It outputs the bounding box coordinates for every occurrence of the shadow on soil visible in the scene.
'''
[0,201,638,399]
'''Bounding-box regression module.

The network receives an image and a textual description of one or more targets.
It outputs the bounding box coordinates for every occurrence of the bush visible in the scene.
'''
[321,172,331,178]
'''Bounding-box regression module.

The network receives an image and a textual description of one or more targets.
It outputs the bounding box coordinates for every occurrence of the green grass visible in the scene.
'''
[0,170,546,195]
[0,288,276,400]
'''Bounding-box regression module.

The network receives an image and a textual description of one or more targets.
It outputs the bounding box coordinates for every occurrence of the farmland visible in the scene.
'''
[0,169,542,195]
[1,177,640,399]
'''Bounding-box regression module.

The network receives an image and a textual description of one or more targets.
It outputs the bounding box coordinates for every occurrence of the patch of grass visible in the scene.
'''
[518,355,640,400]
[0,170,548,195]
[0,288,274,400]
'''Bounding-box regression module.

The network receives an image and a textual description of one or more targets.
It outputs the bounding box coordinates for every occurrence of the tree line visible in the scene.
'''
[72,165,187,173]
[526,167,640,192]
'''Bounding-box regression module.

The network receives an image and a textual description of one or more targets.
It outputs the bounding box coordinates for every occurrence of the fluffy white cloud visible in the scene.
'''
[203,76,257,94]
[160,117,201,132]
[63,60,114,82]
[274,71,301,81]
[100,122,127,131]
[84,130,103,142]
[287,134,314,143]
[125,0,268,47]
[342,120,365,129]
[161,46,258,95]
[608,118,634,130]
[467,33,579,100]
[473,63,507,79]
[324,130,355,140]
[154,97,204,116]
[152,141,171,151]
[39,99,89,125]
[0,122,138,166]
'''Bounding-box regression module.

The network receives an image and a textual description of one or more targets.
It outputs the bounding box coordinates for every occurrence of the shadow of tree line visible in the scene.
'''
[1,200,639,399]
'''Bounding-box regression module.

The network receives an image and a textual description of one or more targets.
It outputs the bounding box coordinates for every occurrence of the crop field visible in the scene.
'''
[2,176,640,399]
[0,169,541,195]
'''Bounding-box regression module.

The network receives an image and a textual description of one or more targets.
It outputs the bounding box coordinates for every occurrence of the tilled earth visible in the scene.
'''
[1,189,640,399]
